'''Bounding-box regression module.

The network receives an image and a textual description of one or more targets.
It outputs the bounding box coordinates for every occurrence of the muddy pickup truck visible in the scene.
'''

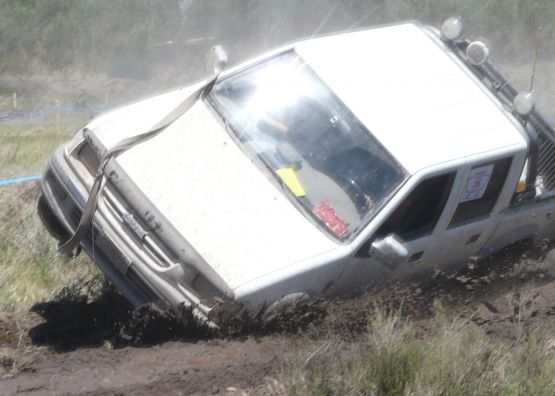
[37,18,555,320]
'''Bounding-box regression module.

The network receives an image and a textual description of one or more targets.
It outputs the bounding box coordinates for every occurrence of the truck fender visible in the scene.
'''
[479,223,538,257]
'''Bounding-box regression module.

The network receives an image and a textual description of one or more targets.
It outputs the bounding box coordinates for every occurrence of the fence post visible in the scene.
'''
[12,92,17,109]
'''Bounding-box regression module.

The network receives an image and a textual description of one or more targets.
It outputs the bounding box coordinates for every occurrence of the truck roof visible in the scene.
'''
[295,23,527,174]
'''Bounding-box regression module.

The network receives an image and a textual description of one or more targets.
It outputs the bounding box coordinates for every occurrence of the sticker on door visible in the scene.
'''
[460,164,494,202]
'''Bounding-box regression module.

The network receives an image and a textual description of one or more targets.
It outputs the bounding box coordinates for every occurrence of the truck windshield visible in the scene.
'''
[210,51,406,240]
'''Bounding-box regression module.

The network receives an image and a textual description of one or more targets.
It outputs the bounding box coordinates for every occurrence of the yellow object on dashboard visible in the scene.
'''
[276,167,306,197]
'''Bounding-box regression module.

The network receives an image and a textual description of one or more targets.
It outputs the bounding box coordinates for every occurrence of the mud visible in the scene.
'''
[24,282,326,352]
[2,242,555,395]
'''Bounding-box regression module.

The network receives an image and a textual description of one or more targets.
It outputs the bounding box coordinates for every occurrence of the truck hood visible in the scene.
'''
[89,88,339,291]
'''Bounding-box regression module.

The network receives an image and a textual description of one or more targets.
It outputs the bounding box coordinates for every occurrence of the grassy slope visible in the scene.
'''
[0,123,74,178]
[0,119,92,311]
[280,307,555,395]
[0,183,91,310]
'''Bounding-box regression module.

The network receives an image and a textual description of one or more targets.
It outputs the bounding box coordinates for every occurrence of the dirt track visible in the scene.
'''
[1,336,290,395]
[2,242,555,395]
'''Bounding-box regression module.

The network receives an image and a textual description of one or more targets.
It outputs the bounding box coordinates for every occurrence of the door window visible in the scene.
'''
[449,157,512,227]
[375,173,455,241]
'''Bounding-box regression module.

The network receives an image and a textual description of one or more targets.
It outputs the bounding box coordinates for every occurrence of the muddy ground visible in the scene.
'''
[1,241,555,395]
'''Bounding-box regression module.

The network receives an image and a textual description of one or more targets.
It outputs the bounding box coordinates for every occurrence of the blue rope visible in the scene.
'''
[0,175,41,187]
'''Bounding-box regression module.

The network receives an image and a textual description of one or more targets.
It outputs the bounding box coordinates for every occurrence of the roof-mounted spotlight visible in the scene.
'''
[441,17,463,41]
[513,92,535,116]
[466,41,489,65]
[206,45,228,75]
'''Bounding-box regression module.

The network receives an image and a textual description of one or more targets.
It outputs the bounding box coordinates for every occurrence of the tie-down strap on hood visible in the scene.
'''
[58,47,227,257]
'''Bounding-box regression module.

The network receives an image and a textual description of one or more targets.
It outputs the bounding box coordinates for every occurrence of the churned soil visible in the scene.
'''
[2,241,555,395]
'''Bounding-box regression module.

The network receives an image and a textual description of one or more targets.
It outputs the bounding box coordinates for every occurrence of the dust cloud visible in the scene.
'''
[0,1,553,114]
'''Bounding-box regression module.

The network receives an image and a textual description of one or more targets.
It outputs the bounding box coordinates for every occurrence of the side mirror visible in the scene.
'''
[206,45,228,75]
[369,234,408,269]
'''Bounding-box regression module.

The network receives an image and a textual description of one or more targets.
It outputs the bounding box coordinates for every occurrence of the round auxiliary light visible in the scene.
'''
[466,41,489,65]
[441,17,463,41]
[513,92,535,116]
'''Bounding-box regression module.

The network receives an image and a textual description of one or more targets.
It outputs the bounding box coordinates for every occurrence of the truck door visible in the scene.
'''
[337,156,514,291]
[427,157,513,271]
[337,171,456,290]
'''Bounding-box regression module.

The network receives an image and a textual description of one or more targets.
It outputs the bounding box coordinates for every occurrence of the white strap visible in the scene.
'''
[58,59,226,257]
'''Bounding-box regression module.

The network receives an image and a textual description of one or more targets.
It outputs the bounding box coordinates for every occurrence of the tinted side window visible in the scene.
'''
[376,173,455,241]
[449,157,512,227]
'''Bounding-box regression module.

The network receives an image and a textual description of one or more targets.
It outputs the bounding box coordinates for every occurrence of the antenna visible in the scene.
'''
[529,0,548,93]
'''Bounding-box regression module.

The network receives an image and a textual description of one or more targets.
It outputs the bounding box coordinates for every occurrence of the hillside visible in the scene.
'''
[0,1,553,92]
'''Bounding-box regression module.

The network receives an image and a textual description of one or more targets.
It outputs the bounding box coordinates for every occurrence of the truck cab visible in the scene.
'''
[334,20,555,293]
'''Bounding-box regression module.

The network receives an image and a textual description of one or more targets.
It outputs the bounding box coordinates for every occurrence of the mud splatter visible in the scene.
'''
[23,239,555,352]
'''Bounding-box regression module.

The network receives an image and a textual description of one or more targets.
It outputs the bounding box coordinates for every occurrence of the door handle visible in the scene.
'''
[408,251,424,263]
[466,234,481,244]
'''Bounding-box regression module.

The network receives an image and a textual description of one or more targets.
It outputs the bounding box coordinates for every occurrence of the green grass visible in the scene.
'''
[0,118,94,311]
[279,306,555,395]
[0,96,44,112]
[0,121,87,178]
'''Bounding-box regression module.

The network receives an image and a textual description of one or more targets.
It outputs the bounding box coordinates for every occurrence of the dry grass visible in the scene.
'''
[0,120,87,178]
[279,305,555,395]
[0,118,94,311]
[0,182,92,311]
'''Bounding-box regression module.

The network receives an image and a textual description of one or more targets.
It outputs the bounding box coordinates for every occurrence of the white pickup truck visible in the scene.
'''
[38,19,555,319]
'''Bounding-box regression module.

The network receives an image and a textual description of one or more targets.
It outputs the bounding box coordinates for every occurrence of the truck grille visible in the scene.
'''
[45,148,220,305]
[71,141,178,270]
[43,168,162,304]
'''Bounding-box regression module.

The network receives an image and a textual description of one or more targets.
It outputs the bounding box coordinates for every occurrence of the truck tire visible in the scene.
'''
[265,291,310,315]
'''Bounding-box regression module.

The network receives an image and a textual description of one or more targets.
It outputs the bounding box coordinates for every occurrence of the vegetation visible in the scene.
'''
[0,0,552,80]
[0,118,92,311]
[0,121,87,178]
[279,306,555,395]
[0,182,92,310]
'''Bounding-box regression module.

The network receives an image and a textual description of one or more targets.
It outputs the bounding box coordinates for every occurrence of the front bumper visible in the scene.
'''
[39,145,217,317]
